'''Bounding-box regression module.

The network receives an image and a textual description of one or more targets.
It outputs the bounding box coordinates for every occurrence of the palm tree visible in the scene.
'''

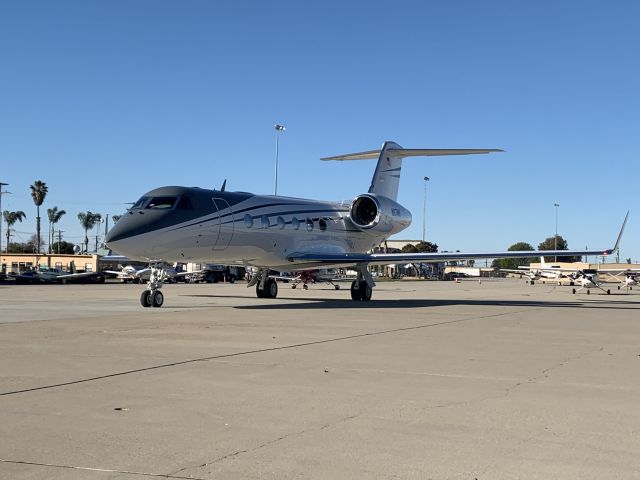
[2,210,27,251]
[30,180,48,253]
[77,211,101,253]
[47,206,66,253]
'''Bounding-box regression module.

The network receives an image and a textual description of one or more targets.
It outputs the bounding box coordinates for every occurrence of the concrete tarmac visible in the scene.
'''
[1,279,639,479]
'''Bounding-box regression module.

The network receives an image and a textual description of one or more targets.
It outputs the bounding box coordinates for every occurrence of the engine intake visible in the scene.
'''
[351,195,379,228]
[349,194,411,234]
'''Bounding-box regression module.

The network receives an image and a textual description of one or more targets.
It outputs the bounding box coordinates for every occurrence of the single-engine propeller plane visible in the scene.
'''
[105,141,627,307]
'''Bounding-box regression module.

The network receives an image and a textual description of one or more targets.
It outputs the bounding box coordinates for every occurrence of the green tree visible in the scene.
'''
[51,240,76,255]
[538,235,580,262]
[30,180,48,253]
[77,211,102,253]
[2,210,27,251]
[47,206,66,253]
[401,243,419,253]
[8,235,41,253]
[415,241,438,253]
[492,242,536,269]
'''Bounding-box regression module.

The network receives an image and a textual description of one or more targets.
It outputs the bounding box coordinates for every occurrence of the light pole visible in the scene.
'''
[274,124,285,195]
[0,182,9,254]
[554,203,560,262]
[422,177,430,242]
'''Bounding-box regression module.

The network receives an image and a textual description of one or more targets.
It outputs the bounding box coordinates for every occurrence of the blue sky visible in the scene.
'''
[1,1,638,261]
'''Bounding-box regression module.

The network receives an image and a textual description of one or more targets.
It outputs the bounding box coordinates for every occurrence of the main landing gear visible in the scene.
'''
[350,280,372,301]
[350,264,374,301]
[248,269,279,299]
[140,261,166,308]
[249,264,375,301]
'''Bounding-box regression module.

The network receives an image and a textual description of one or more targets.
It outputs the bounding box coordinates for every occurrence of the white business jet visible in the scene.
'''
[105,141,625,307]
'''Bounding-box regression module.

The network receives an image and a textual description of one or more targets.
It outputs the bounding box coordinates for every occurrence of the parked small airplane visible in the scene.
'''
[13,264,105,284]
[614,270,639,291]
[569,269,611,295]
[105,265,151,283]
[105,141,627,307]
[501,257,568,285]
[283,269,353,290]
[105,265,189,283]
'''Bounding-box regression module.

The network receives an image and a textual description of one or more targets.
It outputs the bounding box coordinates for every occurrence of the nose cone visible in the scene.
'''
[105,211,158,258]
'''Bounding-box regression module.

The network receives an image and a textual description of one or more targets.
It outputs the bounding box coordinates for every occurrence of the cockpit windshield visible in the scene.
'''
[131,196,150,210]
[146,196,178,209]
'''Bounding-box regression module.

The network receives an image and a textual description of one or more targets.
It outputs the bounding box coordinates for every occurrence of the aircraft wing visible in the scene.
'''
[56,271,104,279]
[287,211,628,269]
[287,247,618,268]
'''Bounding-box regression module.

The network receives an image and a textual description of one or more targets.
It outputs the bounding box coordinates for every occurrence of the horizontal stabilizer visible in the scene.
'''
[321,148,503,161]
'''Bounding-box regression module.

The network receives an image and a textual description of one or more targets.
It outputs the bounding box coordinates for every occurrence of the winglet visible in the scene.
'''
[609,210,629,254]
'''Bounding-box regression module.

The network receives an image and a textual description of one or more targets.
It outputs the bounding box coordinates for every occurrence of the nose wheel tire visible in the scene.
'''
[141,290,164,307]
[140,290,152,307]
[152,290,164,307]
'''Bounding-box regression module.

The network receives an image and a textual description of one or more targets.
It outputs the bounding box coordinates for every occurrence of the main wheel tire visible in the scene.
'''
[266,278,278,298]
[572,288,576,294]
[606,289,611,295]
[256,283,266,298]
[140,290,152,307]
[335,285,340,290]
[350,281,362,301]
[360,281,372,301]
[152,290,164,307]
[587,290,590,295]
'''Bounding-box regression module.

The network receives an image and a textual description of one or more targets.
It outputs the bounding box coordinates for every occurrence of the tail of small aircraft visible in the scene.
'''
[321,142,503,201]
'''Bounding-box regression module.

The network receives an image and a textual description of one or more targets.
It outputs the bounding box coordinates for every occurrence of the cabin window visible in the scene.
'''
[146,196,177,209]
[244,214,254,228]
[277,216,286,229]
[291,217,300,230]
[305,217,314,232]
[261,215,270,228]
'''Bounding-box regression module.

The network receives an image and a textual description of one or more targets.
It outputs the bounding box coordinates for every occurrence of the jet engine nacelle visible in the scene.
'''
[349,194,412,234]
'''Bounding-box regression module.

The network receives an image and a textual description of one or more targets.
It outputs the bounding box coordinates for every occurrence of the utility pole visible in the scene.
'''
[274,124,285,195]
[0,182,9,253]
[554,203,559,262]
[422,176,430,242]
[57,230,64,255]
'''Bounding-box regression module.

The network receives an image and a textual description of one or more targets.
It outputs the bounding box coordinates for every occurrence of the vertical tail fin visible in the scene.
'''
[368,141,404,200]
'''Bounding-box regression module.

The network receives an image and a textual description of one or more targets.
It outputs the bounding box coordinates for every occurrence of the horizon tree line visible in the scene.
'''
[1,179,123,254]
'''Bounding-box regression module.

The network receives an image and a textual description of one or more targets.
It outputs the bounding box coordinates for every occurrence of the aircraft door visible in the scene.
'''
[196,201,220,250]
[212,198,234,250]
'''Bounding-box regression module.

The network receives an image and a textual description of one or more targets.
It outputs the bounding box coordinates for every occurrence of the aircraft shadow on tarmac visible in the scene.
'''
[181,294,640,310]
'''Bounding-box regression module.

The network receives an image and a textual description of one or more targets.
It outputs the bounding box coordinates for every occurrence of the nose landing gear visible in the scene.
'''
[141,261,166,308]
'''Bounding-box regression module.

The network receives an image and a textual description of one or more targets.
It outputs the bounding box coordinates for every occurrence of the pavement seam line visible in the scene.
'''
[0,309,532,397]
[0,458,208,479]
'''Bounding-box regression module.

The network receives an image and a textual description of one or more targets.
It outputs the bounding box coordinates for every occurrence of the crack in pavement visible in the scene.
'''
[167,413,361,477]
[502,346,605,398]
